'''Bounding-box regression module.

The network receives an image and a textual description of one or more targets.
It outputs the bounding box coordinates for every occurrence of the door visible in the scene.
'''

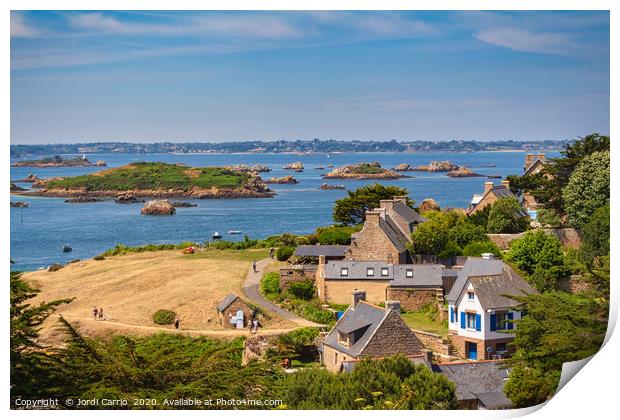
[466,342,478,360]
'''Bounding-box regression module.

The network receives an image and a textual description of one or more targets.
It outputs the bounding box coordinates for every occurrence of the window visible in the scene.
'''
[496,343,507,353]
[467,291,475,301]
[496,311,507,329]
[467,312,477,329]
[367,267,374,276]
[334,352,338,364]
[338,332,350,347]
[340,267,348,276]
[381,267,389,276]
[406,269,414,278]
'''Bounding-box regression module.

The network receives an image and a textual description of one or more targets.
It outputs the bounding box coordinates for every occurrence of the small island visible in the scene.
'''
[265,175,298,184]
[394,160,460,172]
[17,162,274,199]
[323,162,406,180]
[11,155,106,168]
[446,166,484,177]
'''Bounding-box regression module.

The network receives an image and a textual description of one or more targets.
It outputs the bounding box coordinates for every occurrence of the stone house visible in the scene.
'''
[217,293,253,329]
[445,255,538,360]
[279,245,348,291]
[279,264,317,292]
[466,180,527,216]
[345,196,426,264]
[321,290,424,372]
[523,153,546,176]
[316,257,452,310]
[434,361,512,409]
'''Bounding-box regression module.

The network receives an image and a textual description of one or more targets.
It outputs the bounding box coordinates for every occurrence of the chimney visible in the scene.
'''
[385,301,401,315]
[524,153,535,170]
[484,181,494,195]
[393,195,408,205]
[537,153,546,162]
[501,180,510,189]
[352,290,366,309]
[318,255,326,266]
[364,210,381,226]
[481,253,495,260]
[379,199,394,211]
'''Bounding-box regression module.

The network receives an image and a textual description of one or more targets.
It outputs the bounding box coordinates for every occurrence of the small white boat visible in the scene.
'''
[229,230,243,235]
[212,232,222,240]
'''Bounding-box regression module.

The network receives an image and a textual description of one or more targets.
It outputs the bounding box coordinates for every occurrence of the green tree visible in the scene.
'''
[316,226,357,245]
[333,184,410,225]
[503,364,557,408]
[461,240,501,257]
[505,230,569,292]
[562,150,610,227]
[486,197,530,233]
[580,205,610,266]
[276,246,295,261]
[535,208,561,228]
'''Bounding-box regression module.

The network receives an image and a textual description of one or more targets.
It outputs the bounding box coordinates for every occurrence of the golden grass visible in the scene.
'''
[24,248,293,344]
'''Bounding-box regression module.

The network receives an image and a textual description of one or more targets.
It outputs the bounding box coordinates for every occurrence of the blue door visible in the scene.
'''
[466,342,478,360]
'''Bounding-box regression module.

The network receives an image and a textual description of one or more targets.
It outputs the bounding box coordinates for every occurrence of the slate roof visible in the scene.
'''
[323,301,389,357]
[294,245,348,258]
[392,200,427,225]
[445,257,537,308]
[380,215,410,252]
[468,185,527,217]
[323,261,443,288]
[523,158,545,177]
[217,293,240,312]
[434,362,512,409]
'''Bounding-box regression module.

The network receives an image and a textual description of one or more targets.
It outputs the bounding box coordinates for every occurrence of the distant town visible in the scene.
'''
[10,139,568,157]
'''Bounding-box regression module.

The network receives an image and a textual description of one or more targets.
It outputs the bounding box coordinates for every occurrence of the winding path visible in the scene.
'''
[242,258,326,328]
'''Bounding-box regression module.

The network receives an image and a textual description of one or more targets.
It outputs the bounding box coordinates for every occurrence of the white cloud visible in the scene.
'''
[474,27,580,55]
[11,13,40,38]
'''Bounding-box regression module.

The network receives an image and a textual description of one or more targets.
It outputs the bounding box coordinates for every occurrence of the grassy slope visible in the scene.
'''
[46,162,250,191]
[401,311,448,337]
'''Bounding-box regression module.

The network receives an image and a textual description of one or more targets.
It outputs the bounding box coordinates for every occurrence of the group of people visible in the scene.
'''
[92,306,106,321]
[249,318,259,333]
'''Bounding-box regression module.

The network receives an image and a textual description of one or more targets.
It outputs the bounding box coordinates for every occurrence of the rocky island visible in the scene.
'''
[446,166,484,177]
[323,162,406,180]
[394,160,460,172]
[225,163,271,173]
[265,175,298,184]
[11,155,106,168]
[283,162,304,171]
[17,162,274,199]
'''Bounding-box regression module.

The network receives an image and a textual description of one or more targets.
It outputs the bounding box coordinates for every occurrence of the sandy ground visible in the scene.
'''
[23,249,295,345]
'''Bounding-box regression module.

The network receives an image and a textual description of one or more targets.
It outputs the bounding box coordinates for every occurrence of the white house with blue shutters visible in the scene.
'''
[445,254,538,361]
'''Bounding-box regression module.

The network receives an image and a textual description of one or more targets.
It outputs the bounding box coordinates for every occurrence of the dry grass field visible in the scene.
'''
[23,248,294,344]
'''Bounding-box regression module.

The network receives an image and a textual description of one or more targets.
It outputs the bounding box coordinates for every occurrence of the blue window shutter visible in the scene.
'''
[475,314,481,331]
[507,312,514,330]
[490,313,497,331]
[460,312,466,329]
[450,306,454,323]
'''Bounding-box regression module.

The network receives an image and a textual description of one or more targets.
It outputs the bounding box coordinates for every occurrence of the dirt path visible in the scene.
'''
[242,258,326,328]
[55,314,295,338]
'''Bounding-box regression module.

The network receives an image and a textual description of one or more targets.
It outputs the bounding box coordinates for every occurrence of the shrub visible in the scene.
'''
[276,246,295,261]
[276,327,320,360]
[536,209,561,228]
[287,280,315,301]
[462,240,502,257]
[316,226,356,245]
[260,272,281,300]
[487,197,530,233]
[93,255,105,261]
[153,309,176,325]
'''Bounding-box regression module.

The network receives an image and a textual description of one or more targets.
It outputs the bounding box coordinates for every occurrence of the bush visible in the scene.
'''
[462,240,502,257]
[276,327,320,360]
[487,197,530,233]
[536,209,561,228]
[285,300,335,325]
[260,272,281,299]
[276,246,295,261]
[287,280,315,301]
[316,226,356,245]
[93,255,105,261]
[153,309,176,325]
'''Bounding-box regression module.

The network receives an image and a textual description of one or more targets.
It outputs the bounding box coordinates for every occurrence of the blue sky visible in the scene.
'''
[10,10,610,144]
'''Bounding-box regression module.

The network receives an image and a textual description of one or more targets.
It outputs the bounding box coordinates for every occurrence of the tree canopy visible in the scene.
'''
[332,184,410,225]
[486,197,530,234]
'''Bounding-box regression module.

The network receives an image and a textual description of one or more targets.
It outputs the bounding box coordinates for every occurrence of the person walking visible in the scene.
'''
[252,260,257,273]
[174,317,180,331]
[252,319,259,333]
[98,307,104,321]
[269,247,275,259]
[92,306,98,320]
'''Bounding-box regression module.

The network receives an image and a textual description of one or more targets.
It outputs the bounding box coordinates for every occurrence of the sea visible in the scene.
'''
[10,151,558,272]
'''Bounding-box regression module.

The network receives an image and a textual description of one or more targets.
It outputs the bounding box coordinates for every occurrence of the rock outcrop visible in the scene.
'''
[320,183,345,190]
[95,160,107,166]
[413,160,460,172]
[10,183,26,192]
[283,162,304,171]
[17,174,39,183]
[10,201,29,208]
[141,199,176,216]
[31,177,64,188]
[226,164,271,173]
[393,163,414,171]
[419,198,440,213]
[447,166,484,177]
[115,192,143,204]
[324,162,405,179]
[265,175,298,184]
[172,201,198,207]
[64,196,101,203]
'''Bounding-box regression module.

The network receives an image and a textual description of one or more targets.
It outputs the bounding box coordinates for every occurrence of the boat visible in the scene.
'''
[63,245,72,252]
[212,232,222,240]
[229,230,243,235]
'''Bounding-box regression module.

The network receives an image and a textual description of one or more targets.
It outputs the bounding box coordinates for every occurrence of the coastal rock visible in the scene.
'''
[95,160,107,166]
[265,175,298,184]
[320,183,345,190]
[393,163,413,171]
[31,177,64,188]
[10,182,26,192]
[413,160,460,172]
[64,196,101,203]
[115,192,143,204]
[48,263,63,272]
[141,199,176,216]
[226,163,271,173]
[10,201,29,208]
[172,201,198,207]
[17,174,39,183]
[419,198,440,213]
[447,166,484,178]
[324,162,405,180]
[283,162,304,170]
[486,174,502,179]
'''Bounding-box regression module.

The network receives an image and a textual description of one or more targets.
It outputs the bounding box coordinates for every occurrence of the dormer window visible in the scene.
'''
[341,267,348,277]
[406,269,414,278]
[467,291,475,301]
[381,267,389,276]
[367,268,374,276]
[338,332,350,347]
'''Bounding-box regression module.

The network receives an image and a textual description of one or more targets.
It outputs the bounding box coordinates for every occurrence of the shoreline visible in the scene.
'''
[13,188,276,200]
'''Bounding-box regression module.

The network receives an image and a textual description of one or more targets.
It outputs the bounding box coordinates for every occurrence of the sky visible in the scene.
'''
[10,10,610,144]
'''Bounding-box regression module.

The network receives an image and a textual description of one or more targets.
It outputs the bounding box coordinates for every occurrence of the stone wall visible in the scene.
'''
[322,343,355,373]
[412,330,451,355]
[218,297,253,328]
[387,288,440,312]
[345,211,405,263]
[361,310,424,358]
[487,228,582,250]
[558,275,594,294]
[279,265,317,291]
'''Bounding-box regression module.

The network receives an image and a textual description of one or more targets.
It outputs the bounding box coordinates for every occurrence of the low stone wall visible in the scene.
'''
[412,330,451,355]
[487,228,582,250]
[387,288,440,312]
[279,265,317,291]
[558,275,594,294]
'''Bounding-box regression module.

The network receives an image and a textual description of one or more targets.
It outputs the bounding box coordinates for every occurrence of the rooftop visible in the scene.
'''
[294,245,348,258]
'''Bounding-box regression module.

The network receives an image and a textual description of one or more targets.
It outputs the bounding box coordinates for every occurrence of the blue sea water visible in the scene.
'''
[10,151,557,271]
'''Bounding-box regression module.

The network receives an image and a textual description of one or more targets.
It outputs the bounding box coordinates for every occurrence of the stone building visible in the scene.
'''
[466,180,527,216]
[445,255,538,360]
[216,293,253,329]
[523,153,546,176]
[321,290,424,372]
[345,196,426,264]
[279,264,317,292]
[315,257,453,310]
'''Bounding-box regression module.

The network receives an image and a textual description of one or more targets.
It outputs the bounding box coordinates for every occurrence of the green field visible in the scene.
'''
[401,310,448,337]
[46,162,250,191]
